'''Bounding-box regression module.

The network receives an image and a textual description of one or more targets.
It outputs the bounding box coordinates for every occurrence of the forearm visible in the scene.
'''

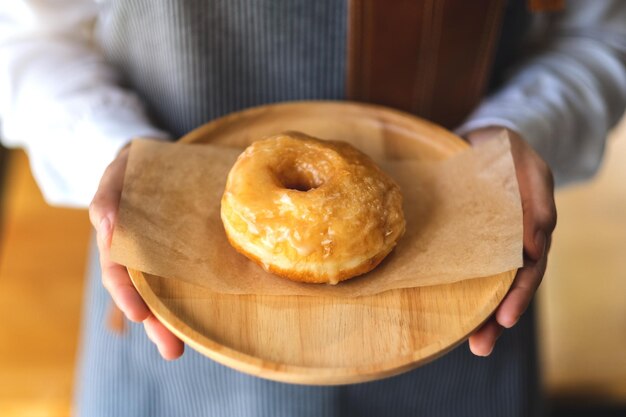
[458,0,626,186]
[0,0,169,207]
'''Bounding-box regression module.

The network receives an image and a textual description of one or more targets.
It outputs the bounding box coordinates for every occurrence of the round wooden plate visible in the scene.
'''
[128,101,516,385]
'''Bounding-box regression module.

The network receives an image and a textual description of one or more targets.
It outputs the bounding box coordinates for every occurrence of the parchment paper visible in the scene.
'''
[110,133,523,297]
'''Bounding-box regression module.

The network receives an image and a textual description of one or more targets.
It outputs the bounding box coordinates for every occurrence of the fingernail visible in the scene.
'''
[501,314,518,329]
[534,231,546,258]
[472,344,494,357]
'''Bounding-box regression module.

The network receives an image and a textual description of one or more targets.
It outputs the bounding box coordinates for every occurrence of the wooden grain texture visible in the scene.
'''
[538,119,626,404]
[0,103,623,416]
[129,101,516,384]
[0,151,91,417]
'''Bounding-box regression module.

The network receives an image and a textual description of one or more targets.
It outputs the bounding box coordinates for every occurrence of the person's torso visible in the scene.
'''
[96,0,530,137]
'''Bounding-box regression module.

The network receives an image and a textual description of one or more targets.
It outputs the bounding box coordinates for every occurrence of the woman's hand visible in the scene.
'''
[88,140,185,360]
[465,127,557,356]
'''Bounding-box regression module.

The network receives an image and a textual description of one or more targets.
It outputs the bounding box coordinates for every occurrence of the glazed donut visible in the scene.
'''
[220,131,405,284]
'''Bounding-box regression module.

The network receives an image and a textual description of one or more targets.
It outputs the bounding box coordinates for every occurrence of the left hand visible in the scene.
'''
[89,140,185,360]
[465,127,557,356]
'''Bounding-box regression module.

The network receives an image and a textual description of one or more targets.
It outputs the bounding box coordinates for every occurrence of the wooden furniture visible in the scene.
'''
[0,151,91,417]
[537,120,626,404]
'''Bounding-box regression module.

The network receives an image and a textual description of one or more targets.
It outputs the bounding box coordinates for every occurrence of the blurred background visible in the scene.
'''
[0,121,624,416]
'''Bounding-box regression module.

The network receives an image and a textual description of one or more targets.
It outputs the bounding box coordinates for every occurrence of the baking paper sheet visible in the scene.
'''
[111,132,522,297]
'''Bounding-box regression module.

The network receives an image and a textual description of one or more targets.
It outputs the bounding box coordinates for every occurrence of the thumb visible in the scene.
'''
[513,143,556,263]
[88,146,130,245]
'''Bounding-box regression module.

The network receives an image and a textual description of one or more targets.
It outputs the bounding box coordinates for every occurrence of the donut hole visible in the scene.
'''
[274,162,327,192]
[277,170,322,192]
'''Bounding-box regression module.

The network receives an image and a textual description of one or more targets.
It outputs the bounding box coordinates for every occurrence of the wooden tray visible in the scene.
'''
[128,101,516,385]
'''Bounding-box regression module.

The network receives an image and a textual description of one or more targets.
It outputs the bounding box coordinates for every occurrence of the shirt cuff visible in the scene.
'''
[455,101,556,162]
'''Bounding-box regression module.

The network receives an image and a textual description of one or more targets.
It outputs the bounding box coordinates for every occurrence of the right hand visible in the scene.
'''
[89,141,185,360]
[465,128,557,356]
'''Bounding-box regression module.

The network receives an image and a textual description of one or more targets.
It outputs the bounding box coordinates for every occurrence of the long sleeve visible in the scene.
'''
[458,0,626,186]
[0,0,170,207]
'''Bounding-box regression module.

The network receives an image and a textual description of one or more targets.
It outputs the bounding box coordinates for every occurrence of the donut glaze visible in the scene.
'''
[220,131,405,284]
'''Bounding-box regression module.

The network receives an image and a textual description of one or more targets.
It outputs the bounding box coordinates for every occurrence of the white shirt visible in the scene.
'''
[1,0,625,207]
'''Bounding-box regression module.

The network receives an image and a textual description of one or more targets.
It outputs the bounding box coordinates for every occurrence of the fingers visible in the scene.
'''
[469,317,504,357]
[519,173,555,262]
[95,211,151,322]
[101,262,151,322]
[496,252,548,328]
[465,129,557,353]
[89,146,150,321]
[510,137,557,262]
[495,134,556,329]
[144,315,185,360]
[90,144,184,360]
[89,147,150,322]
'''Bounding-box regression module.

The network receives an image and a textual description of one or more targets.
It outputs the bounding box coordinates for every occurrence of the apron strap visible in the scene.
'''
[529,0,565,12]
[346,0,560,129]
